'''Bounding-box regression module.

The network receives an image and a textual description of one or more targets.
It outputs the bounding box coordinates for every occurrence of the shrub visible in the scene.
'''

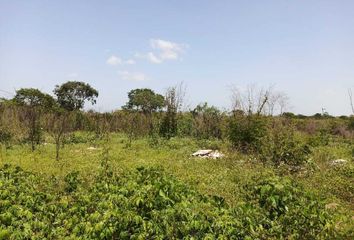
[0,165,338,239]
[348,116,354,131]
[228,115,268,152]
[245,176,335,238]
[260,125,310,167]
[0,129,12,149]
[64,131,95,144]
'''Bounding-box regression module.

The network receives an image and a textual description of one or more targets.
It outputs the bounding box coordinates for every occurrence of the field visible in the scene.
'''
[0,130,353,239]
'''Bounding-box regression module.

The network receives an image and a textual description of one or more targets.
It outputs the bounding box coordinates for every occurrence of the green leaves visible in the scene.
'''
[0,165,337,239]
[54,81,99,111]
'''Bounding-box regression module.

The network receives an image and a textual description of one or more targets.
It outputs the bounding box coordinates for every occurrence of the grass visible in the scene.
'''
[0,132,353,235]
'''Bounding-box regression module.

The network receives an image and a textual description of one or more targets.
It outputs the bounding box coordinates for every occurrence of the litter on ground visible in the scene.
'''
[192,149,224,159]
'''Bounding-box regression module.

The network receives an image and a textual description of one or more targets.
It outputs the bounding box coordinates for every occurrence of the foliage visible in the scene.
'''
[228,114,268,152]
[13,88,56,109]
[12,88,56,151]
[123,88,164,114]
[54,81,98,111]
[0,129,12,149]
[0,165,338,239]
[191,102,223,139]
[348,116,354,131]
[260,124,311,167]
[245,176,335,239]
[159,84,184,139]
[64,131,96,144]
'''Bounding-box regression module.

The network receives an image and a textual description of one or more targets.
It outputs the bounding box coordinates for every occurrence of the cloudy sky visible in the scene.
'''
[1,0,354,115]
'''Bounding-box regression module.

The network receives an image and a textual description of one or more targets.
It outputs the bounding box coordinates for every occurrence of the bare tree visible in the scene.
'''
[231,84,289,116]
[278,93,289,115]
[231,84,272,116]
[267,91,289,115]
[45,111,74,160]
[349,88,354,114]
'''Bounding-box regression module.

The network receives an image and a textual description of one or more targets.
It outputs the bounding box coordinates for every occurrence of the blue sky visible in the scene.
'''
[1,0,354,115]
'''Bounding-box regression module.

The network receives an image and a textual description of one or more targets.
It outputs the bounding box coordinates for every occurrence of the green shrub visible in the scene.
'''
[245,176,335,239]
[348,116,354,131]
[64,131,95,144]
[0,129,12,148]
[0,165,338,239]
[228,115,268,152]
[260,125,310,167]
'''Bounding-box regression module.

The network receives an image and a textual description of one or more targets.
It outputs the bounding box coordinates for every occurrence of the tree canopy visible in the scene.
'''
[13,88,56,109]
[123,88,164,114]
[54,81,98,111]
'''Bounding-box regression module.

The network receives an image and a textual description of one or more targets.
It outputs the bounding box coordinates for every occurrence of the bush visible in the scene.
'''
[245,176,335,239]
[228,115,268,152]
[260,125,310,167]
[0,129,12,149]
[64,131,96,144]
[348,116,354,131]
[0,165,338,239]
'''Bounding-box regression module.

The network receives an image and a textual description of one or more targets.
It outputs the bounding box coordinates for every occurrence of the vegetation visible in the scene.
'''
[0,81,353,239]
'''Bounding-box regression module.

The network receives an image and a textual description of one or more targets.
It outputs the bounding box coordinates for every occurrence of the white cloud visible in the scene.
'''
[106,55,135,66]
[125,59,136,65]
[147,52,162,63]
[136,39,187,64]
[106,55,122,65]
[118,71,147,81]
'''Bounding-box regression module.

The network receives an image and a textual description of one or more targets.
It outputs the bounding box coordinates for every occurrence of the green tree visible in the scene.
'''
[13,88,56,151]
[191,103,223,139]
[54,81,99,111]
[160,84,185,139]
[123,88,164,114]
[14,88,55,108]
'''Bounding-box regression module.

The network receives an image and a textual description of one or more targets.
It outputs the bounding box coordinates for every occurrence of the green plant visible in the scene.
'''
[245,176,335,238]
[260,124,310,167]
[228,115,268,152]
[0,165,339,239]
[0,129,12,149]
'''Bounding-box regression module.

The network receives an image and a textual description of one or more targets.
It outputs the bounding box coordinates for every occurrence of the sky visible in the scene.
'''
[1,0,354,115]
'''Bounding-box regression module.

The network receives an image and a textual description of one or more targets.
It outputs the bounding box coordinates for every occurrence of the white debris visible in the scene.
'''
[330,159,348,166]
[192,149,224,159]
[87,147,100,150]
[192,149,213,156]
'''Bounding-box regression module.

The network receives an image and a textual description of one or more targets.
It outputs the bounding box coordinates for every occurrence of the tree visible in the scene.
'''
[231,84,271,116]
[123,88,164,114]
[13,88,56,151]
[14,88,55,109]
[160,83,186,139]
[191,103,223,139]
[231,84,289,116]
[45,108,74,160]
[54,81,99,111]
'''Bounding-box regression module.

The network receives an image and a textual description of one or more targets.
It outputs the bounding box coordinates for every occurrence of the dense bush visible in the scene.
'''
[245,176,335,239]
[0,165,338,239]
[260,125,311,167]
[64,131,96,144]
[0,129,12,149]
[228,115,268,152]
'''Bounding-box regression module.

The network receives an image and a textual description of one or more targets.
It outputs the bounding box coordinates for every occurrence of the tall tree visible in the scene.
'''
[54,81,99,111]
[123,88,164,114]
[13,88,56,151]
[160,83,186,139]
[14,88,55,108]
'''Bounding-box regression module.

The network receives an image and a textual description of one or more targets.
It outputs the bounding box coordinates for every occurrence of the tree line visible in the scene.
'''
[0,81,353,163]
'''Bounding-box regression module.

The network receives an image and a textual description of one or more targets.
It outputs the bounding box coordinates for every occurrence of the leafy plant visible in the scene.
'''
[0,165,338,239]
[228,115,268,152]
